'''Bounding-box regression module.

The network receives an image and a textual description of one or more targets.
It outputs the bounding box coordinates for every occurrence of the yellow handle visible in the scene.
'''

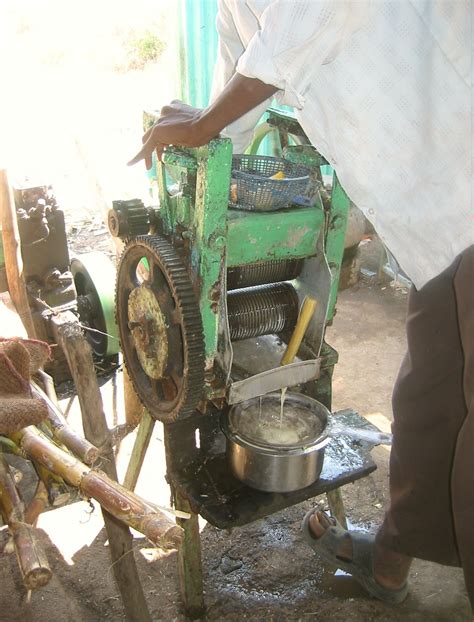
[280,297,317,366]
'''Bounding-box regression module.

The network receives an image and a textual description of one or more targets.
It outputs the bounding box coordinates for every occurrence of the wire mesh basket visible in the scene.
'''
[229,155,311,211]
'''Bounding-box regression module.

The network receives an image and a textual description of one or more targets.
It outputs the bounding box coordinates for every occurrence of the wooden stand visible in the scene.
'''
[0,170,36,338]
[51,312,152,622]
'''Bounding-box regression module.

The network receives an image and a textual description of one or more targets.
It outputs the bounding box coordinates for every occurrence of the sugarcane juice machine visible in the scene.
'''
[110,110,378,616]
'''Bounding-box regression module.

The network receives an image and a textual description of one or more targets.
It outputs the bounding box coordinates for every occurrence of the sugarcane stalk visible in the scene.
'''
[0,452,24,523]
[31,381,100,466]
[12,426,183,549]
[0,435,25,457]
[0,452,52,589]
[34,462,72,508]
[13,523,52,589]
[36,370,59,407]
[24,481,48,526]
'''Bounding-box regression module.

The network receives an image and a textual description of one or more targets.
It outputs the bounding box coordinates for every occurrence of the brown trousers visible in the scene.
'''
[377,245,474,606]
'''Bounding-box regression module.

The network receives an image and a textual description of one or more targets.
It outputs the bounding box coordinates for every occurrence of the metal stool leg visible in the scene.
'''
[326,488,348,528]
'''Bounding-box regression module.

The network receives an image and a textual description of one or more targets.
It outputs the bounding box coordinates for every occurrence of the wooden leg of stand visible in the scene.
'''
[175,492,205,620]
[326,488,348,528]
[123,411,154,492]
[123,368,144,428]
[0,169,36,338]
[52,314,151,622]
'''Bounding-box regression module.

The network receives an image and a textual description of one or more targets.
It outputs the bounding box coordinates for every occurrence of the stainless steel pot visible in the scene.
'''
[221,392,331,493]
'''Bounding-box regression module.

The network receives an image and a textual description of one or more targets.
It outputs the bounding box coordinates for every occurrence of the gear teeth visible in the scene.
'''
[116,235,205,422]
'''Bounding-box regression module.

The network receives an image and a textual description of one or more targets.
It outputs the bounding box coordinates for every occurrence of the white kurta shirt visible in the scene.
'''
[211,0,472,289]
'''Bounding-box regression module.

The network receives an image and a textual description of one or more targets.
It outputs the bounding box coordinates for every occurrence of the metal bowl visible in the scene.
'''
[221,392,330,493]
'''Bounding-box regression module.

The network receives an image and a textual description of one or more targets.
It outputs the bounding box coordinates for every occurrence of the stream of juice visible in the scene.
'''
[279,386,287,426]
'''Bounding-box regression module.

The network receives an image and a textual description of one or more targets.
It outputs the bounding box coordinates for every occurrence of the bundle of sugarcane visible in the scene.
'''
[0,337,183,599]
[8,424,183,549]
[1,417,184,597]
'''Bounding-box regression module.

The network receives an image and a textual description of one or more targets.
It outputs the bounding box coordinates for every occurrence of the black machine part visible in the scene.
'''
[13,185,70,282]
[116,235,205,423]
[108,199,159,239]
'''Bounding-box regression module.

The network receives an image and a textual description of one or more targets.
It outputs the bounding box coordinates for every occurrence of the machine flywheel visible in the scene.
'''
[116,235,205,422]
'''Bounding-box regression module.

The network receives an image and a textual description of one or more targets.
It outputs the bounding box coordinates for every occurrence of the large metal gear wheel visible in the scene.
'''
[116,235,205,422]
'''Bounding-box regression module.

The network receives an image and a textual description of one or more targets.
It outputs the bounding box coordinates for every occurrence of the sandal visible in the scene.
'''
[301,509,408,604]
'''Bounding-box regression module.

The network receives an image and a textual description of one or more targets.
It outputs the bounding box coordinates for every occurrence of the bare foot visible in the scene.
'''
[308,510,412,591]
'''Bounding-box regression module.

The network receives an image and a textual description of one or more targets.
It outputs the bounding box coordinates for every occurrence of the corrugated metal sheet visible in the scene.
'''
[177,0,218,108]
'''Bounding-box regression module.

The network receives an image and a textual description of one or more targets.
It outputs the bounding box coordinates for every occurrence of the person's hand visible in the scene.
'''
[128,100,211,169]
[128,75,278,169]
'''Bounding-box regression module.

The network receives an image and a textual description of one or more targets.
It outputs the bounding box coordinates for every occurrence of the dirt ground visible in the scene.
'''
[0,242,471,622]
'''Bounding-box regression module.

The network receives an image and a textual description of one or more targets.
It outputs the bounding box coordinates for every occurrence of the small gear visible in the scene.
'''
[116,235,205,422]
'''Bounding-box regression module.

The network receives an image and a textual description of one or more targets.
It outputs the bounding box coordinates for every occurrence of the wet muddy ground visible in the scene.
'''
[0,244,471,621]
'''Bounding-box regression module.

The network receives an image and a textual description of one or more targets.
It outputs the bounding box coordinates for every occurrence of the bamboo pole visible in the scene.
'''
[0,170,36,338]
[0,452,52,589]
[12,425,182,549]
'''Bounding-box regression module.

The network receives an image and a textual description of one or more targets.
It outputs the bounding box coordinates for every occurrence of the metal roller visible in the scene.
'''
[227,282,299,341]
[227,258,303,290]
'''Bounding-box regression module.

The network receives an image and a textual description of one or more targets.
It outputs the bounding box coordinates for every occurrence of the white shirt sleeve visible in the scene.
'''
[211,0,274,153]
[237,0,369,108]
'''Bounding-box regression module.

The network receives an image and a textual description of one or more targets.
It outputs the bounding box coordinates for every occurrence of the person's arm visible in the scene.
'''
[128,73,278,169]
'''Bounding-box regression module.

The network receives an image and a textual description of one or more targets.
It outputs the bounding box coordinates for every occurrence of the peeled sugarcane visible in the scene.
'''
[31,381,99,466]
[0,452,52,589]
[11,425,183,550]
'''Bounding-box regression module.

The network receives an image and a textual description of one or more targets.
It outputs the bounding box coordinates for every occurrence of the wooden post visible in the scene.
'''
[0,170,36,338]
[123,368,145,428]
[175,493,205,619]
[51,312,152,622]
[123,410,154,492]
